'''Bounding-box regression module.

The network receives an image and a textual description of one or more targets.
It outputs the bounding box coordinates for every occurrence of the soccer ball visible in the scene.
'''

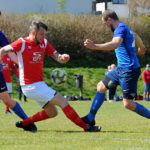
[51,68,67,84]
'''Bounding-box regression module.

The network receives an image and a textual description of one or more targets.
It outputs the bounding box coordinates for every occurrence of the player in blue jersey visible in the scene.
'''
[0,30,37,132]
[82,9,148,127]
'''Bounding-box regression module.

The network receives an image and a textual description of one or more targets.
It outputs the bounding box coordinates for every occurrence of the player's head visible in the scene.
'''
[102,9,119,32]
[29,21,48,44]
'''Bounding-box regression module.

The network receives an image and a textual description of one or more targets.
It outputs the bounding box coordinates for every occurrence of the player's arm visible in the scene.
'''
[84,37,123,51]
[51,51,70,63]
[0,45,18,64]
[133,32,146,55]
[0,45,12,58]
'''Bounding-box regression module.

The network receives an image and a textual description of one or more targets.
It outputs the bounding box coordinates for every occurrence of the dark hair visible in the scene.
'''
[29,21,48,33]
[102,9,119,21]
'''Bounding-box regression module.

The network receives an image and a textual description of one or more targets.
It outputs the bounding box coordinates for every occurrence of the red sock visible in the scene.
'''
[22,110,50,126]
[62,104,88,130]
[5,106,9,111]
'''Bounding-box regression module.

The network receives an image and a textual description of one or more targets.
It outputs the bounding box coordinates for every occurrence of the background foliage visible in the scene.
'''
[0,12,150,64]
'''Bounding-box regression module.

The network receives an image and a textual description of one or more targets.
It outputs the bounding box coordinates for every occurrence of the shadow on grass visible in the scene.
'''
[38,130,83,133]
[101,130,148,134]
[37,130,148,134]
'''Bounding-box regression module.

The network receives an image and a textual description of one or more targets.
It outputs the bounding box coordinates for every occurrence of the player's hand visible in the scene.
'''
[60,54,70,63]
[84,39,96,50]
[138,45,146,55]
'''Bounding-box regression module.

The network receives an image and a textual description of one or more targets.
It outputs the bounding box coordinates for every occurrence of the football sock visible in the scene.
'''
[62,104,88,130]
[22,110,50,126]
[11,102,28,120]
[134,102,150,118]
[5,106,9,111]
[87,92,105,122]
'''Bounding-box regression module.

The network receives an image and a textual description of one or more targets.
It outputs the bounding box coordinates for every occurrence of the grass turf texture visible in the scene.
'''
[0,100,150,150]
[4,65,149,150]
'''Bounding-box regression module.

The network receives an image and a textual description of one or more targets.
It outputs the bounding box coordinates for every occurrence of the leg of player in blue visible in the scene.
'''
[133,102,150,118]
[11,101,28,120]
[82,92,105,126]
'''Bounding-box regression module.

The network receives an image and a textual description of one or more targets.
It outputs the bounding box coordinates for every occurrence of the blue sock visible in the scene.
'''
[134,102,150,118]
[11,102,28,120]
[87,92,105,122]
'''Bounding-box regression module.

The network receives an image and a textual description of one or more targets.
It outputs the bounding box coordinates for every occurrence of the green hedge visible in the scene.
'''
[0,12,150,66]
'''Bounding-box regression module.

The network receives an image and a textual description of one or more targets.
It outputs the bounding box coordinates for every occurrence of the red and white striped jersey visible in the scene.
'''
[2,54,19,83]
[9,37,56,85]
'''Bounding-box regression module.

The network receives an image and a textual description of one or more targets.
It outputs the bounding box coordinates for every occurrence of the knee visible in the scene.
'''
[124,102,131,110]
[97,81,107,93]
[51,109,58,118]
[123,100,135,110]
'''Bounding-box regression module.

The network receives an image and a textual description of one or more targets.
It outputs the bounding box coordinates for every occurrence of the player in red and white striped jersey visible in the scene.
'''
[2,54,19,114]
[0,21,100,132]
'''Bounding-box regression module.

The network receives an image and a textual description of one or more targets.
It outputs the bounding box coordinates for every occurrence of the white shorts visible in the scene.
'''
[21,81,56,108]
[6,83,12,94]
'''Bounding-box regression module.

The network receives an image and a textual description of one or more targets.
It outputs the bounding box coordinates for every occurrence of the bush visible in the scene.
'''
[0,12,150,65]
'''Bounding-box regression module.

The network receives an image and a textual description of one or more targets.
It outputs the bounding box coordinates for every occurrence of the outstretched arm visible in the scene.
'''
[133,32,146,55]
[84,37,123,51]
[51,51,70,63]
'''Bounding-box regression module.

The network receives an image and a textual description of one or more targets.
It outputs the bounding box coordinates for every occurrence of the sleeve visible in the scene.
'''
[0,31,9,47]
[113,25,126,39]
[45,41,56,56]
[9,39,23,52]
[11,61,19,78]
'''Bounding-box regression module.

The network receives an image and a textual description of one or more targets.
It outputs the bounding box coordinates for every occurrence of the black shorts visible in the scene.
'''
[0,71,8,93]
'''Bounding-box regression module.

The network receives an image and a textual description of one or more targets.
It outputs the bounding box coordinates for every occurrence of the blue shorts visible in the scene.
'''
[106,67,141,98]
[144,83,150,92]
[0,71,8,93]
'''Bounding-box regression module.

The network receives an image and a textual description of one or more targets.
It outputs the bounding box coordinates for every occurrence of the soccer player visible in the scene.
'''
[81,9,148,127]
[0,52,35,131]
[2,54,19,114]
[0,21,100,132]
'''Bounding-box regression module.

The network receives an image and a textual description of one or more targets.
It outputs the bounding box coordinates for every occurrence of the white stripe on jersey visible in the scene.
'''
[44,39,47,48]
[17,38,25,85]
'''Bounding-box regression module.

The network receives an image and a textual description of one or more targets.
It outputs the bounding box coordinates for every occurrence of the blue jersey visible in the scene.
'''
[113,22,140,69]
[0,31,9,47]
[0,31,9,72]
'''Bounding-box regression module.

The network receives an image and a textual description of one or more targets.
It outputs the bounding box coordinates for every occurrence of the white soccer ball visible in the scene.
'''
[51,68,67,84]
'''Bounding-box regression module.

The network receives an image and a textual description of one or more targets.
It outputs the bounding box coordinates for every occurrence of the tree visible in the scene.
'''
[57,0,67,13]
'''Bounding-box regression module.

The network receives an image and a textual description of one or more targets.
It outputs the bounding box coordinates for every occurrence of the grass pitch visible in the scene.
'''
[0,99,150,150]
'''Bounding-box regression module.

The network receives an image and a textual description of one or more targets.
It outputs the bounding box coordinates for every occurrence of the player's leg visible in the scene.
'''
[5,83,12,114]
[82,81,107,126]
[49,93,101,132]
[82,68,119,126]
[18,85,22,101]
[21,104,57,126]
[0,91,28,120]
[17,81,100,132]
[0,72,28,120]
[121,67,150,118]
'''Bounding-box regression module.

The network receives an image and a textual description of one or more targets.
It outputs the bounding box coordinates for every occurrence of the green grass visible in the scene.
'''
[0,100,150,150]
[8,64,149,150]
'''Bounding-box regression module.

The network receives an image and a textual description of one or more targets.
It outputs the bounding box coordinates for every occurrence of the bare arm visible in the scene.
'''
[84,37,123,51]
[0,45,18,64]
[133,32,146,55]
[51,51,70,63]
